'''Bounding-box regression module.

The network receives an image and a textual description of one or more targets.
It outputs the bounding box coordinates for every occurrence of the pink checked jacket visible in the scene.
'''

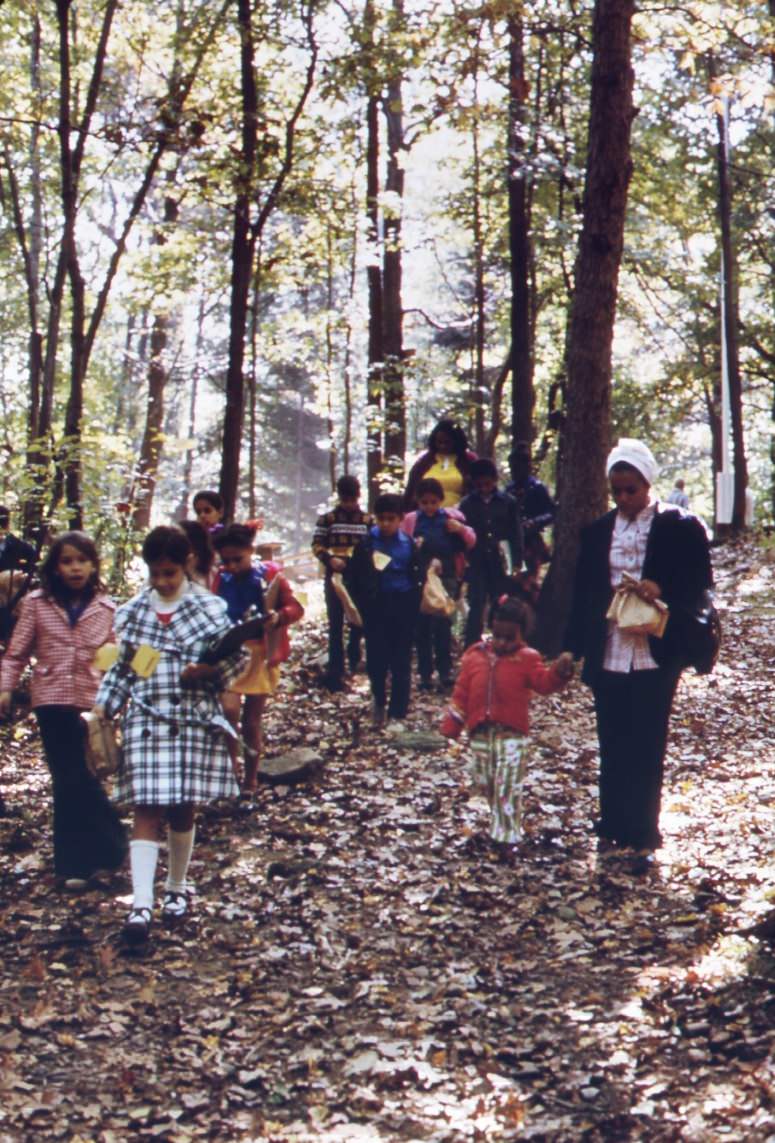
[0,590,116,709]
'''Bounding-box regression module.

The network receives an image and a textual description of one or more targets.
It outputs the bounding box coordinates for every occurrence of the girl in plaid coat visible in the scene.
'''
[441,596,573,850]
[0,532,127,886]
[95,526,247,945]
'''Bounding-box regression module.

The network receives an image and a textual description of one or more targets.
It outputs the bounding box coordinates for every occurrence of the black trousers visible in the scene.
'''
[365,592,417,718]
[464,561,508,647]
[35,706,127,879]
[324,576,362,681]
[416,573,457,682]
[592,666,680,850]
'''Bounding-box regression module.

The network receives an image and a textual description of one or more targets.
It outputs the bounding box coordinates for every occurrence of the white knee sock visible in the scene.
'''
[166,826,195,893]
[130,839,160,911]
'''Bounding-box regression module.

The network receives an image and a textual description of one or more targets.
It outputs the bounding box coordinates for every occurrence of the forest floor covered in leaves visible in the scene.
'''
[1,537,775,1141]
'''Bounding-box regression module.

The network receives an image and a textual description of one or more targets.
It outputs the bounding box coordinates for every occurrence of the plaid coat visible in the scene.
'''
[96,588,246,806]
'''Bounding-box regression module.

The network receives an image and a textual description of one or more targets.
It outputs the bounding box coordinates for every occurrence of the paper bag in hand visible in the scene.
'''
[606,574,668,638]
[420,564,456,618]
[81,711,121,779]
[331,573,363,628]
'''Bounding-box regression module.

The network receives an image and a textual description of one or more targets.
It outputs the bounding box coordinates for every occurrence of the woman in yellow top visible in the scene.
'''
[404,419,478,511]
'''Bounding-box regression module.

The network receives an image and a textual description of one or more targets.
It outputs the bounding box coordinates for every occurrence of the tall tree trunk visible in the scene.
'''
[342,177,359,476]
[219,0,317,520]
[28,10,43,448]
[470,35,486,456]
[247,244,263,520]
[770,0,775,520]
[711,76,748,531]
[176,300,204,520]
[132,314,168,531]
[536,0,636,654]
[508,12,534,451]
[219,0,258,523]
[381,4,406,476]
[366,82,384,509]
[325,220,337,491]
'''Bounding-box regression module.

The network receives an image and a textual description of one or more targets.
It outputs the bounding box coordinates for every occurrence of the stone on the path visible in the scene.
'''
[390,730,447,751]
[258,747,322,785]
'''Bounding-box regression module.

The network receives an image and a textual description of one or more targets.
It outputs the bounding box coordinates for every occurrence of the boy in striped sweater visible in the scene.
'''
[312,475,373,692]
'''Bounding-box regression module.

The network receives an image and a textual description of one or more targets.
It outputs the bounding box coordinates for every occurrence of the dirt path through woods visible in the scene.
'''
[0,539,774,1141]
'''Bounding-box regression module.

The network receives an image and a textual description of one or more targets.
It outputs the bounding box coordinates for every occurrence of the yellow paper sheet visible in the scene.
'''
[130,644,162,678]
[92,643,119,671]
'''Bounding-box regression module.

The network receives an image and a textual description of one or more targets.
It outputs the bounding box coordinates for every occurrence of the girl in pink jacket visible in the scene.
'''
[441,595,573,849]
[0,532,126,887]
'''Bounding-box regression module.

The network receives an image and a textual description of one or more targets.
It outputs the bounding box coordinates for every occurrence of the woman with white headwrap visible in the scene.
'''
[564,439,712,870]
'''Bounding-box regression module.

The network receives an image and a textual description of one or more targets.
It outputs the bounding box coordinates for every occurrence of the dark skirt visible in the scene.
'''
[35,705,127,879]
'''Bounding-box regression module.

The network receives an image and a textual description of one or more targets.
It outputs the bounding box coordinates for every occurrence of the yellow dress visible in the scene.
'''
[424,455,465,507]
[228,639,281,696]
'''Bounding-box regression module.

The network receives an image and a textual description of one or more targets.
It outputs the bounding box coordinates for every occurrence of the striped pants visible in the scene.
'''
[469,727,529,844]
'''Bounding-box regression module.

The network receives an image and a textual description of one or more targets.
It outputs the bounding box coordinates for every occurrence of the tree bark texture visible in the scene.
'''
[382,65,406,470]
[536,0,636,654]
[219,0,258,524]
[366,82,384,510]
[712,83,748,531]
[508,13,534,451]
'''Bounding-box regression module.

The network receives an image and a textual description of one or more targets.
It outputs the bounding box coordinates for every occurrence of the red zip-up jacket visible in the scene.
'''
[440,639,566,738]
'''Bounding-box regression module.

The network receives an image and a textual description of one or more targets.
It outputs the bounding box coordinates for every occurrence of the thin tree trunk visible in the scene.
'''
[711,75,748,531]
[508,12,534,451]
[219,0,258,524]
[325,220,337,490]
[176,299,204,519]
[382,39,406,472]
[366,81,384,509]
[342,177,359,475]
[248,244,262,520]
[131,314,168,531]
[536,0,636,654]
[470,35,486,455]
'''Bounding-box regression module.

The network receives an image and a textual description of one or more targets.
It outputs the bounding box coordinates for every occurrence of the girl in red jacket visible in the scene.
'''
[0,532,127,886]
[441,596,573,847]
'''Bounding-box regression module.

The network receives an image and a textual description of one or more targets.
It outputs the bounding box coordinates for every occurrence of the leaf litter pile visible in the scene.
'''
[1,538,775,1141]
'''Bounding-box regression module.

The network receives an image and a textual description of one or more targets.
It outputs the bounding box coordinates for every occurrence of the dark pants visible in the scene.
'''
[416,613,452,682]
[464,560,507,647]
[365,591,417,718]
[324,576,362,680]
[592,666,680,850]
[416,572,457,682]
[36,706,127,879]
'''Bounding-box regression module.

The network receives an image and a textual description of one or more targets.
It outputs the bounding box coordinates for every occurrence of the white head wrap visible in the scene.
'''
[606,438,659,486]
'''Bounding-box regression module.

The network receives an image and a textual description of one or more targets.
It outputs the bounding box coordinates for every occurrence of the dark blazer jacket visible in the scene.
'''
[459,489,524,573]
[564,503,712,685]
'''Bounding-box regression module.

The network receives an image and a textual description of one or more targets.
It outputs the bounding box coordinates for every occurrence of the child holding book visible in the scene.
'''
[94,526,246,944]
[459,459,523,647]
[213,523,304,793]
[311,474,372,691]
